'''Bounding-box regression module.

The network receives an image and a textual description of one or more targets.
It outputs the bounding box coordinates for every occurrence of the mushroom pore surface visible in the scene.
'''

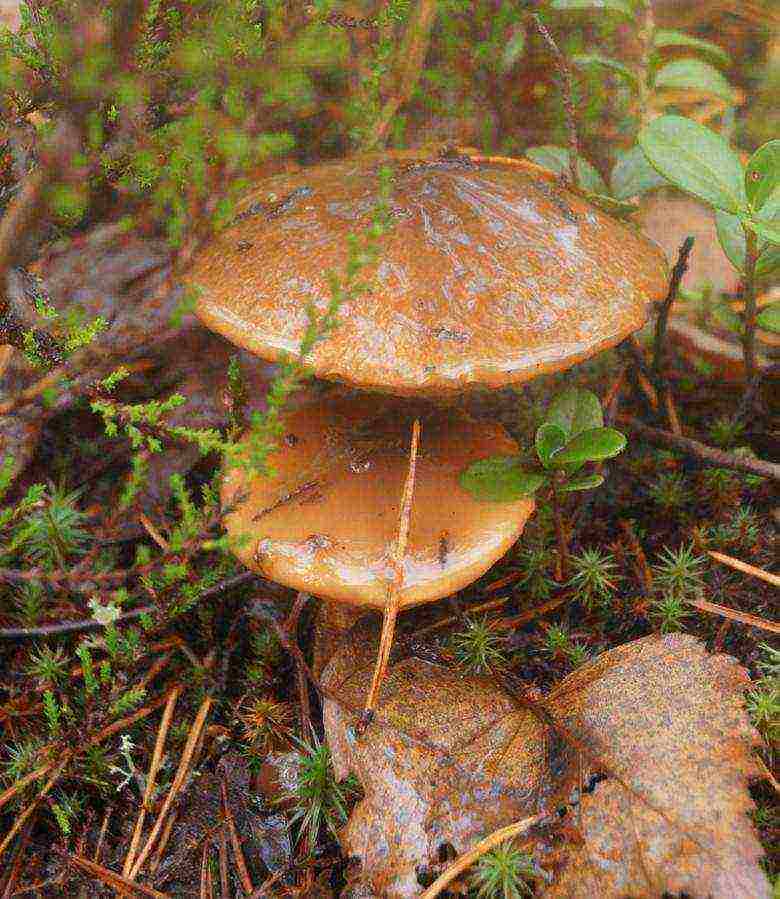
[189,149,668,397]
[222,392,535,609]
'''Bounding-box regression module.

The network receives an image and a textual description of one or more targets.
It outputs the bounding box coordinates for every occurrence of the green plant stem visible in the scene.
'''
[741,226,760,385]
[549,478,570,582]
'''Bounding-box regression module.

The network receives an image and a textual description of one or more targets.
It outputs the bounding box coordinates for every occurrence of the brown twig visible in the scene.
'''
[651,236,695,434]
[61,849,170,898]
[361,418,421,726]
[529,13,579,189]
[0,572,257,640]
[707,550,780,588]
[221,779,255,896]
[200,840,214,899]
[616,415,780,481]
[418,815,551,899]
[128,697,213,880]
[122,687,182,877]
[286,591,313,736]
[364,0,438,148]
[741,227,760,384]
[688,597,780,635]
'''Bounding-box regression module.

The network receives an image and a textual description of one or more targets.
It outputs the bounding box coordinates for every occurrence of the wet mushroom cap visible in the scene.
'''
[221,391,535,609]
[188,149,668,397]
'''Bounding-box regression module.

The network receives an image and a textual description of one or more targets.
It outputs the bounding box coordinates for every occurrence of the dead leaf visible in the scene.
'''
[322,620,769,898]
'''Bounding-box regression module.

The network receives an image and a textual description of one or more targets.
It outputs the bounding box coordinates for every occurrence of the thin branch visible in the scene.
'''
[418,814,552,899]
[361,418,421,726]
[616,415,780,482]
[529,13,579,189]
[707,550,780,588]
[0,572,258,641]
[364,0,438,149]
[688,597,780,635]
[652,236,695,378]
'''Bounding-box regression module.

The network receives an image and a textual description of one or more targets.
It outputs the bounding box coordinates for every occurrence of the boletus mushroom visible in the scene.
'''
[186,147,668,715]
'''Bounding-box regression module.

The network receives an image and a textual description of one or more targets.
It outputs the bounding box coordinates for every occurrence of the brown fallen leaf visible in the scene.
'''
[322,620,769,898]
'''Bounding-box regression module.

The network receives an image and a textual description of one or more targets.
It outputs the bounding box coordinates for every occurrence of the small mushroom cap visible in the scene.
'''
[222,392,535,609]
[189,149,668,397]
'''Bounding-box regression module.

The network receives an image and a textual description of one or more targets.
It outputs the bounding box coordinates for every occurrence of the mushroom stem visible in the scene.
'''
[360,418,421,728]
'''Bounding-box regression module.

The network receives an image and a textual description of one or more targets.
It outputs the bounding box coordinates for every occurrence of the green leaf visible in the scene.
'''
[744,217,780,245]
[545,388,603,440]
[711,303,743,334]
[459,457,547,502]
[638,115,747,214]
[652,29,731,67]
[552,428,627,465]
[572,53,639,90]
[756,302,780,333]
[525,145,608,195]
[653,58,736,103]
[745,140,780,211]
[536,423,568,469]
[551,0,634,16]
[716,210,780,277]
[611,145,668,200]
[757,245,780,278]
[714,210,745,272]
[560,473,605,492]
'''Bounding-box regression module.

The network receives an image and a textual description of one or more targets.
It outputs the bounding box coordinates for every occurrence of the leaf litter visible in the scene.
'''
[322,617,770,898]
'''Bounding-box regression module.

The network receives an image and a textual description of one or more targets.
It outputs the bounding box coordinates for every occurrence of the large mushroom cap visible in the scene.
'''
[222,391,535,609]
[189,149,668,397]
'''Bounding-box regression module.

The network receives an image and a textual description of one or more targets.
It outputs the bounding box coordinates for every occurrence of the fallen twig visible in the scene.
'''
[61,849,170,898]
[708,550,780,588]
[122,687,182,877]
[361,418,421,726]
[418,814,551,899]
[128,696,213,880]
[221,779,255,895]
[616,415,780,481]
[688,597,779,635]
[0,572,258,640]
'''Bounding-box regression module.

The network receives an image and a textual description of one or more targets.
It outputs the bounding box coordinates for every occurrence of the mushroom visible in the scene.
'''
[188,148,667,398]
[186,147,668,713]
[222,391,535,609]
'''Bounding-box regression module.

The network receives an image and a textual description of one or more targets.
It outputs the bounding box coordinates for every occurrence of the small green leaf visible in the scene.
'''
[551,0,633,16]
[525,146,608,196]
[611,145,668,200]
[572,53,639,90]
[745,140,780,211]
[756,302,780,333]
[653,58,736,103]
[560,473,605,492]
[711,304,743,334]
[744,217,780,245]
[545,388,603,440]
[552,428,627,465]
[638,115,747,214]
[716,210,780,277]
[652,29,731,67]
[536,423,568,469]
[714,210,745,272]
[460,457,547,502]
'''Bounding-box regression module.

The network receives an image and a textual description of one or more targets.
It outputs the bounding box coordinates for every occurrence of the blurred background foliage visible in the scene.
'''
[0,0,777,252]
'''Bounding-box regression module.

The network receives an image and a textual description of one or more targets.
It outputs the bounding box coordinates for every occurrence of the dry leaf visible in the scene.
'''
[322,621,769,898]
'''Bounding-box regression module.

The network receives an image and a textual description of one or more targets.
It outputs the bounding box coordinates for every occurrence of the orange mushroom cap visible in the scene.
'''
[188,149,668,397]
[221,391,535,609]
